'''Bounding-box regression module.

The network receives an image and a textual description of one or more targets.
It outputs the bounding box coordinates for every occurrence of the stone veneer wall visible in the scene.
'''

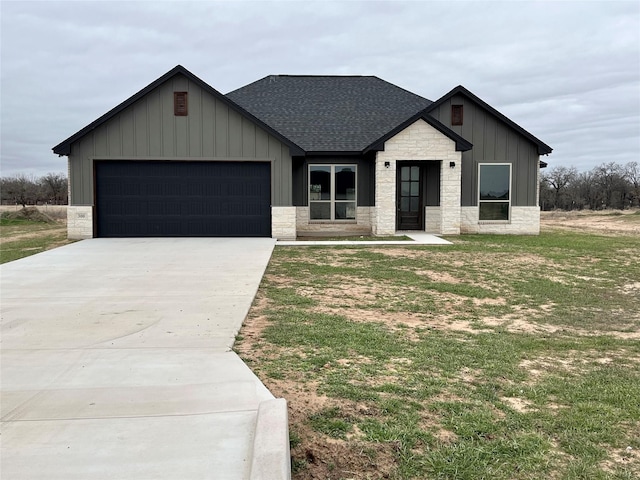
[271,207,297,240]
[460,206,540,234]
[67,206,94,239]
[374,120,462,235]
[425,206,442,234]
[295,206,373,236]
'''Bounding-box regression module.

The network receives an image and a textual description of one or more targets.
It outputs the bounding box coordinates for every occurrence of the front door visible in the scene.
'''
[397,164,423,230]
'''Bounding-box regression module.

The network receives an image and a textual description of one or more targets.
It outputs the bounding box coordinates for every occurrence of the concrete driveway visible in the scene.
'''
[1,238,287,480]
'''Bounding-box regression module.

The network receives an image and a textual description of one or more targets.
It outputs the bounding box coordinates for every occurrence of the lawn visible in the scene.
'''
[236,229,640,479]
[0,216,71,264]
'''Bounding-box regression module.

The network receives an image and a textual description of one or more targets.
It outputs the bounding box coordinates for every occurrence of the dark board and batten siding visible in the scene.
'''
[68,74,292,206]
[429,94,540,207]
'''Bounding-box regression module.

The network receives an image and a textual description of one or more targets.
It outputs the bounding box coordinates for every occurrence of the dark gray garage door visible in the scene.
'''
[95,161,271,237]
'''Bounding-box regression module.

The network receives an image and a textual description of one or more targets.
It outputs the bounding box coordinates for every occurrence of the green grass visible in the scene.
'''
[0,219,71,263]
[237,230,640,479]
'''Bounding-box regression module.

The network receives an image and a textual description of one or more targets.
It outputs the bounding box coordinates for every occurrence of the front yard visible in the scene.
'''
[236,218,640,479]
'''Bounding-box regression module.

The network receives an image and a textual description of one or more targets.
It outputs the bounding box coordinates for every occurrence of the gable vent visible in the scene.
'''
[174,92,188,116]
[451,104,463,126]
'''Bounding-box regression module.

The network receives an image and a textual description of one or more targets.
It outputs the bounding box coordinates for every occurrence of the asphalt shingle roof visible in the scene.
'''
[226,75,433,152]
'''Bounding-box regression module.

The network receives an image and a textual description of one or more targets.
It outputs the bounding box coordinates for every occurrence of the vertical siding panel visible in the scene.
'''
[148,89,162,157]
[242,120,256,157]
[507,130,519,204]
[107,117,122,156]
[228,109,242,156]
[494,123,508,161]
[120,108,135,156]
[201,94,215,156]
[94,126,108,157]
[484,116,496,160]
[282,144,292,206]
[215,100,228,156]
[188,82,202,156]
[160,82,174,156]
[255,128,269,157]
[134,101,148,156]
[268,136,280,205]
[472,103,484,159]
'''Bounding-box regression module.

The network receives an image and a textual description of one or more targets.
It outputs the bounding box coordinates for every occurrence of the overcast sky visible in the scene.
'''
[1,0,639,178]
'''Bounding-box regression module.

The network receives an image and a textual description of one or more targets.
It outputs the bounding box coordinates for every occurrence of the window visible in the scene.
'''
[479,164,511,221]
[309,165,356,220]
[451,105,463,126]
[174,92,188,116]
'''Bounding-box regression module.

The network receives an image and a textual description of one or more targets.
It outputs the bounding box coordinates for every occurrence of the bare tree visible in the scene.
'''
[541,166,578,210]
[41,172,68,204]
[0,174,40,207]
[625,161,640,207]
[592,162,629,209]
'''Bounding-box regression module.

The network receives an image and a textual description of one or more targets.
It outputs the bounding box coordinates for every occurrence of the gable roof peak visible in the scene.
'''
[428,85,552,155]
[52,65,304,156]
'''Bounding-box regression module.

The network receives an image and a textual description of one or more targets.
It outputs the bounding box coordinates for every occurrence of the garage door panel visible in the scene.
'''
[95,161,271,237]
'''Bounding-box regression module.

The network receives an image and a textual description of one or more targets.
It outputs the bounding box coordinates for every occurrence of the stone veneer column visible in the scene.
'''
[271,206,297,240]
[440,158,461,235]
[67,206,94,239]
[375,120,462,235]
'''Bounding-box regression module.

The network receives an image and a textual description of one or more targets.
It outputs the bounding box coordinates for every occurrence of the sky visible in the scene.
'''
[1,0,639,178]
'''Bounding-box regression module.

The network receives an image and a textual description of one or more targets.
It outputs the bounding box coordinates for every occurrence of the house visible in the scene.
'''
[53,65,552,240]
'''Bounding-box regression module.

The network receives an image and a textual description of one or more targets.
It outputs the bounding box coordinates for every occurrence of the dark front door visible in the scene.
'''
[397,164,423,230]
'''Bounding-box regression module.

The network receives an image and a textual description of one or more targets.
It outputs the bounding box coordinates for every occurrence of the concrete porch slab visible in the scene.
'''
[276,232,452,246]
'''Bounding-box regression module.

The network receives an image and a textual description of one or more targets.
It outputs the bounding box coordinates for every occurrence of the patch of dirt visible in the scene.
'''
[541,210,640,235]
[622,282,640,294]
[267,379,398,479]
[414,270,462,284]
[601,446,639,474]
[500,396,536,413]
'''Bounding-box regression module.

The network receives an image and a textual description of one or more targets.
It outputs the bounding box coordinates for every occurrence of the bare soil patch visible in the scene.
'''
[541,209,640,235]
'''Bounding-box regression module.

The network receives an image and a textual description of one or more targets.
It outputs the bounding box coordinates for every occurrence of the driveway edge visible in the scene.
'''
[249,398,291,480]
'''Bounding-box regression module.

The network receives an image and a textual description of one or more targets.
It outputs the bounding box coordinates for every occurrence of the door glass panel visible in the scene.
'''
[401,182,410,196]
[401,197,410,211]
[410,197,419,211]
[401,167,410,181]
[410,182,419,196]
[411,166,419,180]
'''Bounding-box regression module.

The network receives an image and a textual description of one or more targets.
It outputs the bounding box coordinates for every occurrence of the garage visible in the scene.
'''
[95,160,271,237]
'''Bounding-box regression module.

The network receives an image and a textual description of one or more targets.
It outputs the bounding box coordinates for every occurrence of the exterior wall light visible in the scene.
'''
[384,161,390,168]
[449,161,456,168]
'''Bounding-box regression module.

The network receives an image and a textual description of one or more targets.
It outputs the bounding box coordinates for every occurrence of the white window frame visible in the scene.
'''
[478,163,512,223]
[308,164,357,221]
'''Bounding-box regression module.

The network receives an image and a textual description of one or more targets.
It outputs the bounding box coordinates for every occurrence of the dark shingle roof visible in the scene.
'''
[226,75,433,152]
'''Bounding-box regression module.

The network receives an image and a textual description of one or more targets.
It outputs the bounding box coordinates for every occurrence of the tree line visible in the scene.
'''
[1,173,68,206]
[540,162,639,211]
